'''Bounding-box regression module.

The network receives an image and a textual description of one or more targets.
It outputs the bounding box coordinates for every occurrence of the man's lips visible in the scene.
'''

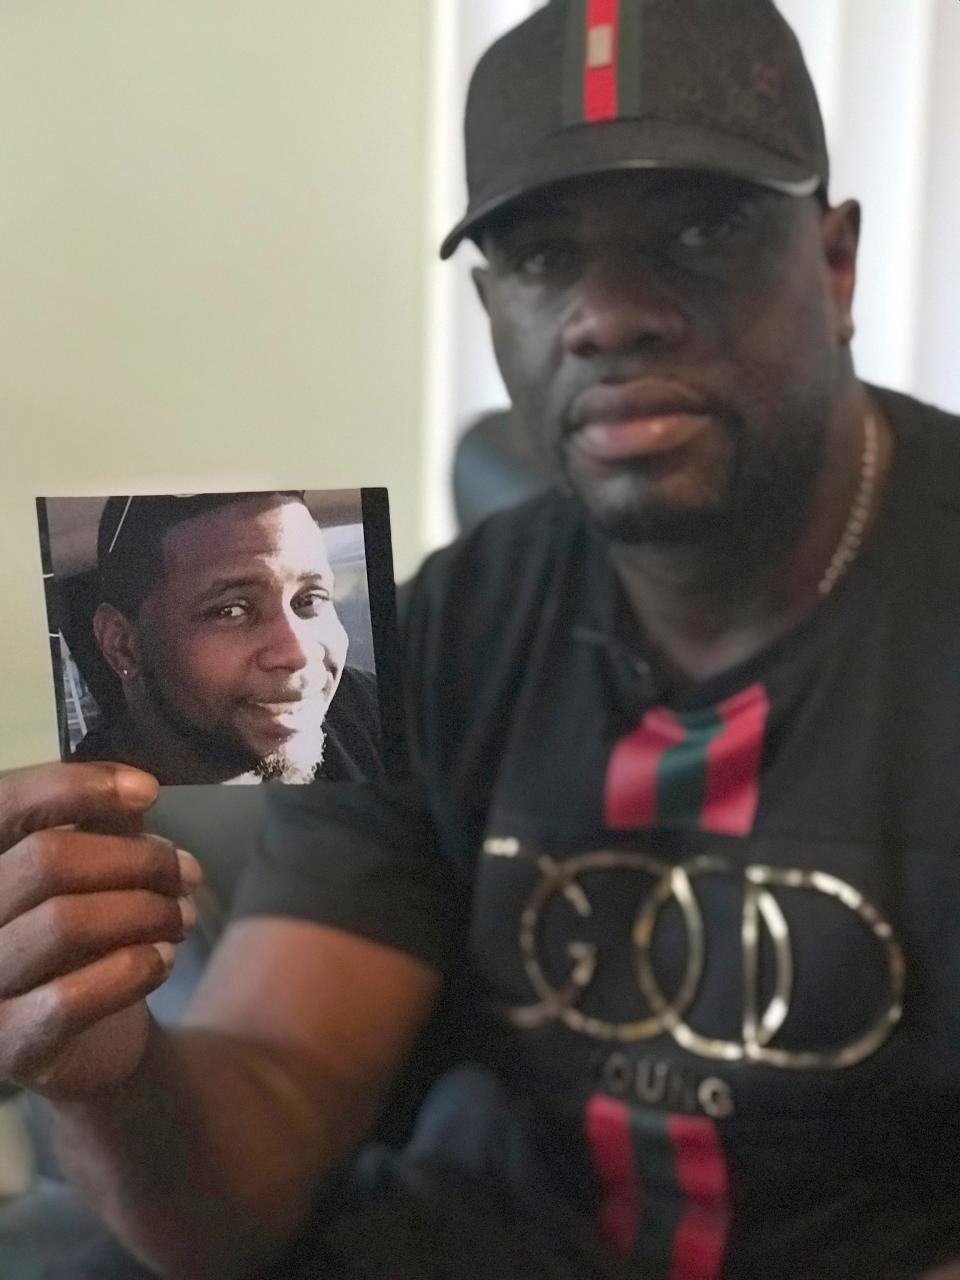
[243,687,333,718]
[569,381,715,462]
[241,694,327,741]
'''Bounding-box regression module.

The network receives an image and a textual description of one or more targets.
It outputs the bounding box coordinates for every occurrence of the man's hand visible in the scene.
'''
[0,762,201,1099]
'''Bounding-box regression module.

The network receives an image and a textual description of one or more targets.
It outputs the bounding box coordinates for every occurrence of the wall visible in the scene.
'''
[423,0,960,549]
[0,1,432,770]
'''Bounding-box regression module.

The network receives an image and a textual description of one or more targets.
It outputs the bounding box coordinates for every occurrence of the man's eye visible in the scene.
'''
[207,602,251,623]
[515,243,579,280]
[672,205,757,253]
[293,589,332,617]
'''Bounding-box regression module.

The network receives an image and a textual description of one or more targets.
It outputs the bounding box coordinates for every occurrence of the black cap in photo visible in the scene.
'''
[441,0,829,259]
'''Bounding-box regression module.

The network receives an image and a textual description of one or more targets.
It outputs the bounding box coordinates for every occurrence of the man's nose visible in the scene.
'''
[257,609,311,673]
[562,254,686,359]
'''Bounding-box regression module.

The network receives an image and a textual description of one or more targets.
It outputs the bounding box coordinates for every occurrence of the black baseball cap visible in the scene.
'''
[440,0,829,259]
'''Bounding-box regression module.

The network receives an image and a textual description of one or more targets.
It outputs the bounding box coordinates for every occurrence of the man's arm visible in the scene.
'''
[0,763,442,1280]
[53,918,441,1280]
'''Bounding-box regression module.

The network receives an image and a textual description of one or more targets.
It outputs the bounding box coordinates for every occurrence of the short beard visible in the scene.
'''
[138,667,326,784]
[567,404,828,568]
[254,725,326,785]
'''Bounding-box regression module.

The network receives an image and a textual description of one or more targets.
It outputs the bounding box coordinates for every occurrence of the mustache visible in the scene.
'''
[242,677,336,706]
[245,659,341,706]
[248,692,307,704]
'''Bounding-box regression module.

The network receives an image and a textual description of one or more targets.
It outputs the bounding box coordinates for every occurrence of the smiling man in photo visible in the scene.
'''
[75,491,382,784]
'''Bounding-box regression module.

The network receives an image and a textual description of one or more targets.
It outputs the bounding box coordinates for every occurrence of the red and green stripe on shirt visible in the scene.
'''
[585,1093,731,1280]
[604,685,770,837]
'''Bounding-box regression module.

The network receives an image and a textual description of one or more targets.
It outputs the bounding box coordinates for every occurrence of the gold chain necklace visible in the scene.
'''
[817,412,880,597]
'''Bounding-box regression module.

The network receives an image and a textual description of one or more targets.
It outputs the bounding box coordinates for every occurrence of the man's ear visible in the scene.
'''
[821,199,861,345]
[93,603,141,683]
[472,264,491,316]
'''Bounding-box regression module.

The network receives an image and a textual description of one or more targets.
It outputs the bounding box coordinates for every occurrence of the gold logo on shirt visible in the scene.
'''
[484,844,905,1071]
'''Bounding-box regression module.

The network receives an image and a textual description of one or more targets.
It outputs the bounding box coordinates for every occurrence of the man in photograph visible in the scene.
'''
[74,491,382,784]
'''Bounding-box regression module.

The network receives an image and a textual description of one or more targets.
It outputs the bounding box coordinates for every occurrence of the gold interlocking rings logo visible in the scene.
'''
[487,844,905,1071]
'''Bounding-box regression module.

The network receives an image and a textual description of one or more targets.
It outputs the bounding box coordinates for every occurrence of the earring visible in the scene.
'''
[120,667,130,679]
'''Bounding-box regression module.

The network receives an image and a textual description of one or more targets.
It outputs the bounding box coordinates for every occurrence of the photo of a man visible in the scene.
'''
[36,489,397,785]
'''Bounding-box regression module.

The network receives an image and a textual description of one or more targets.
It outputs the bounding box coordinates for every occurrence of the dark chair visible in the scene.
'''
[451,408,551,533]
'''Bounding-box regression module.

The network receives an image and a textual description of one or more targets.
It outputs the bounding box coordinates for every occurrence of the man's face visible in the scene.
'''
[136,497,348,782]
[474,170,857,552]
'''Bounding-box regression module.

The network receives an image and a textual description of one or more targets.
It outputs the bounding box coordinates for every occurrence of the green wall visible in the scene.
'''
[0,2,432,770]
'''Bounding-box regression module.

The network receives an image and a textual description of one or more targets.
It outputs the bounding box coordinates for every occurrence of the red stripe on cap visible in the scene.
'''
[584,0,620,122]
[604,706,685,829]
[701,685,769,837]
[665,1114,731,1280]
[584,1094,642,1256]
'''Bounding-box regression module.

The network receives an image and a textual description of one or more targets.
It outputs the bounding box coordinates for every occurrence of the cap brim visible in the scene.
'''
[440,118,822,259]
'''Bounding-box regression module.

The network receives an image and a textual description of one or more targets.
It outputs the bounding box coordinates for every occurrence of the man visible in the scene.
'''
[2,1,960,1277]
[73,491,383,784]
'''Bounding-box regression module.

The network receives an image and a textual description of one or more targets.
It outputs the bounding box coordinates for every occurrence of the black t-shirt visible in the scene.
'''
[74,666,384,784]
[233,387,960,1278]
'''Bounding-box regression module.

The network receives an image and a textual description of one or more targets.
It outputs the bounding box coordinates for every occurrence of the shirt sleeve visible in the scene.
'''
[229,777,456,974]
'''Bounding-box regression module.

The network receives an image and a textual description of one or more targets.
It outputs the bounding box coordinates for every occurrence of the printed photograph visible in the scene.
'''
[36,489,402,786]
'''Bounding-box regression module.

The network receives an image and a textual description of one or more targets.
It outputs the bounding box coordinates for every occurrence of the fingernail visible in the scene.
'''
[179,897,197,930]
[153,942,176,968]
[115,771,159,808]
[176,850,203,891]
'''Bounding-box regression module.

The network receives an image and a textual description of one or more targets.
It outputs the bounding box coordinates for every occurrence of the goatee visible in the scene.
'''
[255,725,326,785]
